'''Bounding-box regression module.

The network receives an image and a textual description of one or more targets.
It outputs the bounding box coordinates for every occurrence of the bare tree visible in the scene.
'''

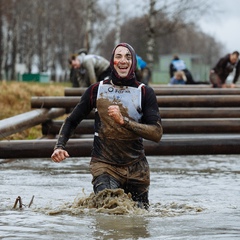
[146,0,156,71]
[0,0,3,80]
[114,0,121,46]
[144,0,215,71]
[0,0,220,81]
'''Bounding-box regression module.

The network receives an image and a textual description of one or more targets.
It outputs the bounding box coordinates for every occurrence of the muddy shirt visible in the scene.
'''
[54,78,161,165]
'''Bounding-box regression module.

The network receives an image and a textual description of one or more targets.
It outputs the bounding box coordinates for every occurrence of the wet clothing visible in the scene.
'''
[77,54,111,84]
[91,158,150,209]
[54,77,161,207]
[210,54,240,87]
[54,43,162,209]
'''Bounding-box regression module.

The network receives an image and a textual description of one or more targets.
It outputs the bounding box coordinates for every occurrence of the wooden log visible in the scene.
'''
[77,108,240,119]
[149,84,240,88]
[42,119,94,135]
[0,108,65,139]
[64,87,240,96]
[64,85,212,96]
[42,118,240,135]
[31,95,240,108]
[1,134,240,158]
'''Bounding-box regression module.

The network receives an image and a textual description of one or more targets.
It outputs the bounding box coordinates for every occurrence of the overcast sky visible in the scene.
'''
[102,0,240,54]
[198,0,240,53]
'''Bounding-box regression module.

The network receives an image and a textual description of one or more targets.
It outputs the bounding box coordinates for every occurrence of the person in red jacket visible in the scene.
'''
[210,51,240,88]
[51,43,163,209]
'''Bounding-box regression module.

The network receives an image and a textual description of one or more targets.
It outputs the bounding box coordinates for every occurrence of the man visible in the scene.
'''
[51,43,163,209]
[69,49,89,87]
[71,53,111,85]
[210,51,240,88]
[169,55,197,84]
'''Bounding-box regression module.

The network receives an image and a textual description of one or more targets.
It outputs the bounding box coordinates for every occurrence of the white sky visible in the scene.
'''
[198,0,240,53]
[102,0,240,54]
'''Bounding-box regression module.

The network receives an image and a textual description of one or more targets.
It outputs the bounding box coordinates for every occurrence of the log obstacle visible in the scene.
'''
[59,108,240,119]
[1,134,240,159]
[0,108,65,139]
[64,87,240,96]
[31,95,240,108]
[2,85,240,159]
[42,118,240,135]
[158,108,240,118]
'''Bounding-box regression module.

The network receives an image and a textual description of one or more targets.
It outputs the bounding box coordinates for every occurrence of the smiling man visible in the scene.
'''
[51,43,163,209]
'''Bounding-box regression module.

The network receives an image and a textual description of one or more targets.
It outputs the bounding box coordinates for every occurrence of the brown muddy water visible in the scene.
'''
[1,155,240,239]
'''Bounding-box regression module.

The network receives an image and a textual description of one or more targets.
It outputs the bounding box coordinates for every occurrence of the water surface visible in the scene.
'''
[1,155,240,239]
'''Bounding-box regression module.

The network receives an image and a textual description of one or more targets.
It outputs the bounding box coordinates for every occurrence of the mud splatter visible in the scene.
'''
[97,98,138,139]
[46,189,145,215]
[43,189,204,217]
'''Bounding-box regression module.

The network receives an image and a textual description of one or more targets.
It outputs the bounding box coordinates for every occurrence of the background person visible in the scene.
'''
[51,43,163,210]
[69,48,89,87]
[169,55,195,84]
[170,71,186,85]
[135,54,151,85]
[70,52,111,86]
[209,51,240,88]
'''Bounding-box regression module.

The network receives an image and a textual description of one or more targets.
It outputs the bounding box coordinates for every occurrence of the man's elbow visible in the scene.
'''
[152,125,163,143]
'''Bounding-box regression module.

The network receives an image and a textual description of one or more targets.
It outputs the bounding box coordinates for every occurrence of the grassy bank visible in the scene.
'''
[0,80,71,140]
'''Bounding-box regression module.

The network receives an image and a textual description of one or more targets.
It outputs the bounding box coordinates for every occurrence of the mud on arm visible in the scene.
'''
[123,118,163,143]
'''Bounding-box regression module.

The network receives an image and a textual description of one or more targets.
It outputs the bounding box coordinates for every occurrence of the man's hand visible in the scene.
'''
[108,105,124,125]
[51,148,69,162]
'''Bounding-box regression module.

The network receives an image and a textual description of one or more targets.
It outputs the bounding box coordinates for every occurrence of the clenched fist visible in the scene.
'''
[108,105,124,125]
[51,148,69,162]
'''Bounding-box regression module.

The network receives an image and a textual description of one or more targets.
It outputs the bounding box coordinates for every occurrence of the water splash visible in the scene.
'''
[43,188,203,216]
[46,188,146,215]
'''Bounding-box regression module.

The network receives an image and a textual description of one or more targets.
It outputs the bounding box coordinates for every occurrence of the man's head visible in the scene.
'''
[230,51,239,64]
[110,43,137,80]
[69,55,81,69]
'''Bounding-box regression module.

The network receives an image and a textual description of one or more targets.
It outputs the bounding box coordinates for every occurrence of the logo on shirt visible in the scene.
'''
[108,87,130,94]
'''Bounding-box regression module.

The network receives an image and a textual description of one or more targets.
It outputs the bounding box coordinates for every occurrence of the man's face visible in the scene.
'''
[113,46,132,78]
[230,53,239,64]
[71,59,81,69]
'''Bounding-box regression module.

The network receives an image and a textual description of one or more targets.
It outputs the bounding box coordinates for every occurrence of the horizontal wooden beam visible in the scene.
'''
[1,134,240,158]
[0,108,65,139]
[31,95,240,108]
[42,118,240,135]
[64,87,240,96]
[78,108,240,119]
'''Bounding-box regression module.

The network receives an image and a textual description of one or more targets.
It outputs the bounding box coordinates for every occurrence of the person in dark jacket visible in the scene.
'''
[210,51,240,88]
[51,43,163,209]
